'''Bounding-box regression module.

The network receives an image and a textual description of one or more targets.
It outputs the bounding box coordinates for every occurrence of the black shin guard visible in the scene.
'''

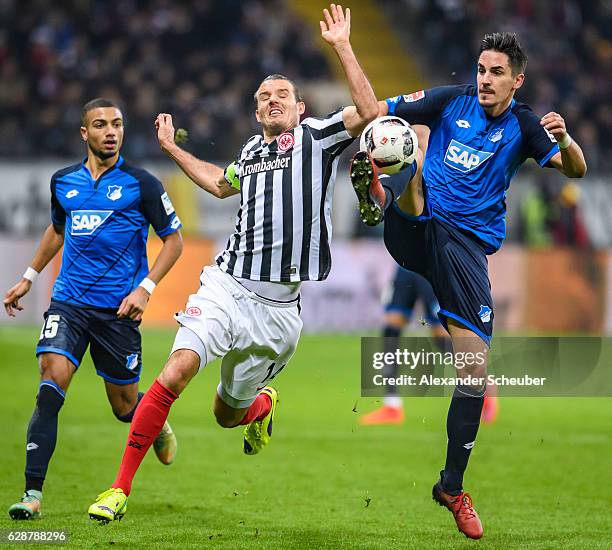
[442,385,485,495]
[24,382,65,491]
[114,392,145,423]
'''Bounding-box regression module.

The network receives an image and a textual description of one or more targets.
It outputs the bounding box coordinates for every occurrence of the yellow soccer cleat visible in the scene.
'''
[153,420,177,465]
[243,387,278,456]
[88,488,127,524]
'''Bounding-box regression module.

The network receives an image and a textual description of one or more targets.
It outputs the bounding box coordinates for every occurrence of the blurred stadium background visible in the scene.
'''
[1,2,611,548]
[1,0,611,335]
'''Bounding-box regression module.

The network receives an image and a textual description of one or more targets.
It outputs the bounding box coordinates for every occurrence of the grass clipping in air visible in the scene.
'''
[175,128,189,143]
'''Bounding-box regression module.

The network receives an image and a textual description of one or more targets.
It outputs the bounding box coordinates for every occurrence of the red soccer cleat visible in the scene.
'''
[349,151,386,226]
[481,394,499,424]
[359,405,404,426]
[432,479,484,539]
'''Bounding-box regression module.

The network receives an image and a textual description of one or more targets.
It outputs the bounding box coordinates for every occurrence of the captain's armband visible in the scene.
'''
[224,162,240,190]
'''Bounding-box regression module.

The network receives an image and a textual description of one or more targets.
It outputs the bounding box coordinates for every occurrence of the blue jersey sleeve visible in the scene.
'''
[139,174,182,237]
[50,177,66,227]
[385,85,471,126]
[514,104,560,167]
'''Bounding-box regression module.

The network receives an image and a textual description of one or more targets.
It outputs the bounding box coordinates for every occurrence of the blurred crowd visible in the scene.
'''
[0,0,331,160]
[395,0,611,174]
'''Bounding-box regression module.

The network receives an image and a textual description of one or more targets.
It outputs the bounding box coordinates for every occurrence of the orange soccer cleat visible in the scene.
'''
[432,478,483,540]
[359,405,404,426]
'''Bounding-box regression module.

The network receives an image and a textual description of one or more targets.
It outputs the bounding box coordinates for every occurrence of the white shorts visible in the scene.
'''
[171,266,302,408]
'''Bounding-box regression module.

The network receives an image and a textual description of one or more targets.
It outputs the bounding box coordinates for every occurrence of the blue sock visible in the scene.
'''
[24,382,65,492]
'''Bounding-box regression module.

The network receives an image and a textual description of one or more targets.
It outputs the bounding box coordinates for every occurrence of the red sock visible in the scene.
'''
[238,393,272,425]
[112,379,178,495]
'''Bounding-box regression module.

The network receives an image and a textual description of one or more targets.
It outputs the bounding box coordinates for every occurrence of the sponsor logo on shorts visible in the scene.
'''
[242,156,291,176]
[126,353,139,371]
[70,210,113,235]
[107,185,123,201]
[277,132,294,152]
[161,191,175,214]
[186,306,201,316]
[479,305,492,323]
[444,139,494,173]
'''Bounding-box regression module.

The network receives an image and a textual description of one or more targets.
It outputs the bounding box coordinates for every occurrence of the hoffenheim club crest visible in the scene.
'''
[107,185,123,201]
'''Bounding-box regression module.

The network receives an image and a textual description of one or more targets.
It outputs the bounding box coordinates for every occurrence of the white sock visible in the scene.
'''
[384,396,403,409]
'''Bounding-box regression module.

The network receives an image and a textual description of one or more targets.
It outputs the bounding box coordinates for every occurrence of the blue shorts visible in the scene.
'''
[383,203,493,344]
[36,300,142,385]
[385,267,441,326]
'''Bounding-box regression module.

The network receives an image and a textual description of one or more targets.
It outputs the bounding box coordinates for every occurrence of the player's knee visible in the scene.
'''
[38,354,74,391]
[111,397,139,422]
[214,410,240,429]
[158,350,199,395]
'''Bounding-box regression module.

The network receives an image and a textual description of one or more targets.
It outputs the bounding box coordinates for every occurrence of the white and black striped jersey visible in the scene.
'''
[216,109,354,282]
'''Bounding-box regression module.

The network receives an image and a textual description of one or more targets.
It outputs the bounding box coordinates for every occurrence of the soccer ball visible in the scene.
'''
[359,116,418,174]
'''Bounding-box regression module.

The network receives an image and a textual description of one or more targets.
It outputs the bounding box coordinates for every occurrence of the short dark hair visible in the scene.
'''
[254,74,302,103]
[479,32,527,74]
[81,98,122,125]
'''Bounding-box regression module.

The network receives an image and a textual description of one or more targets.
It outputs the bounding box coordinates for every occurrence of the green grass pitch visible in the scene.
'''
[1,326,611,549]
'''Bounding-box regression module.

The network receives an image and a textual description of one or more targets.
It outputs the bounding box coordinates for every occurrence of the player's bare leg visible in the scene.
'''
[104,380,177,465]
[432,320,486,539]
[9,353,75,520]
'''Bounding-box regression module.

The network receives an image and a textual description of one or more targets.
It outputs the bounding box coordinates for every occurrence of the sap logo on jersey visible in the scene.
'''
[71,210,113,235]
[444,139,494,173]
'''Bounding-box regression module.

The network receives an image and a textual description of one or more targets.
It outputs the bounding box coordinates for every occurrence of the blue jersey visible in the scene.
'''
[50,156,181,308]
[386,85,559,253]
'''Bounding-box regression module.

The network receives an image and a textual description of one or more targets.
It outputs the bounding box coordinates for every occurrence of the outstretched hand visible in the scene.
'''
[320,3,351,48]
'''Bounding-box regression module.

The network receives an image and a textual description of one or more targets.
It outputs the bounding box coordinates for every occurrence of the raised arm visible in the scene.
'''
[320,4,378,137]
[155,114,239,199]
[3,224,64,316]
[540,112,587,178]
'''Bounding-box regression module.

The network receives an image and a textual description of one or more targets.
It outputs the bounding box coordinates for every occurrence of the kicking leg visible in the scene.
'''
[350,149,424,226]
[9,353,75,520]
